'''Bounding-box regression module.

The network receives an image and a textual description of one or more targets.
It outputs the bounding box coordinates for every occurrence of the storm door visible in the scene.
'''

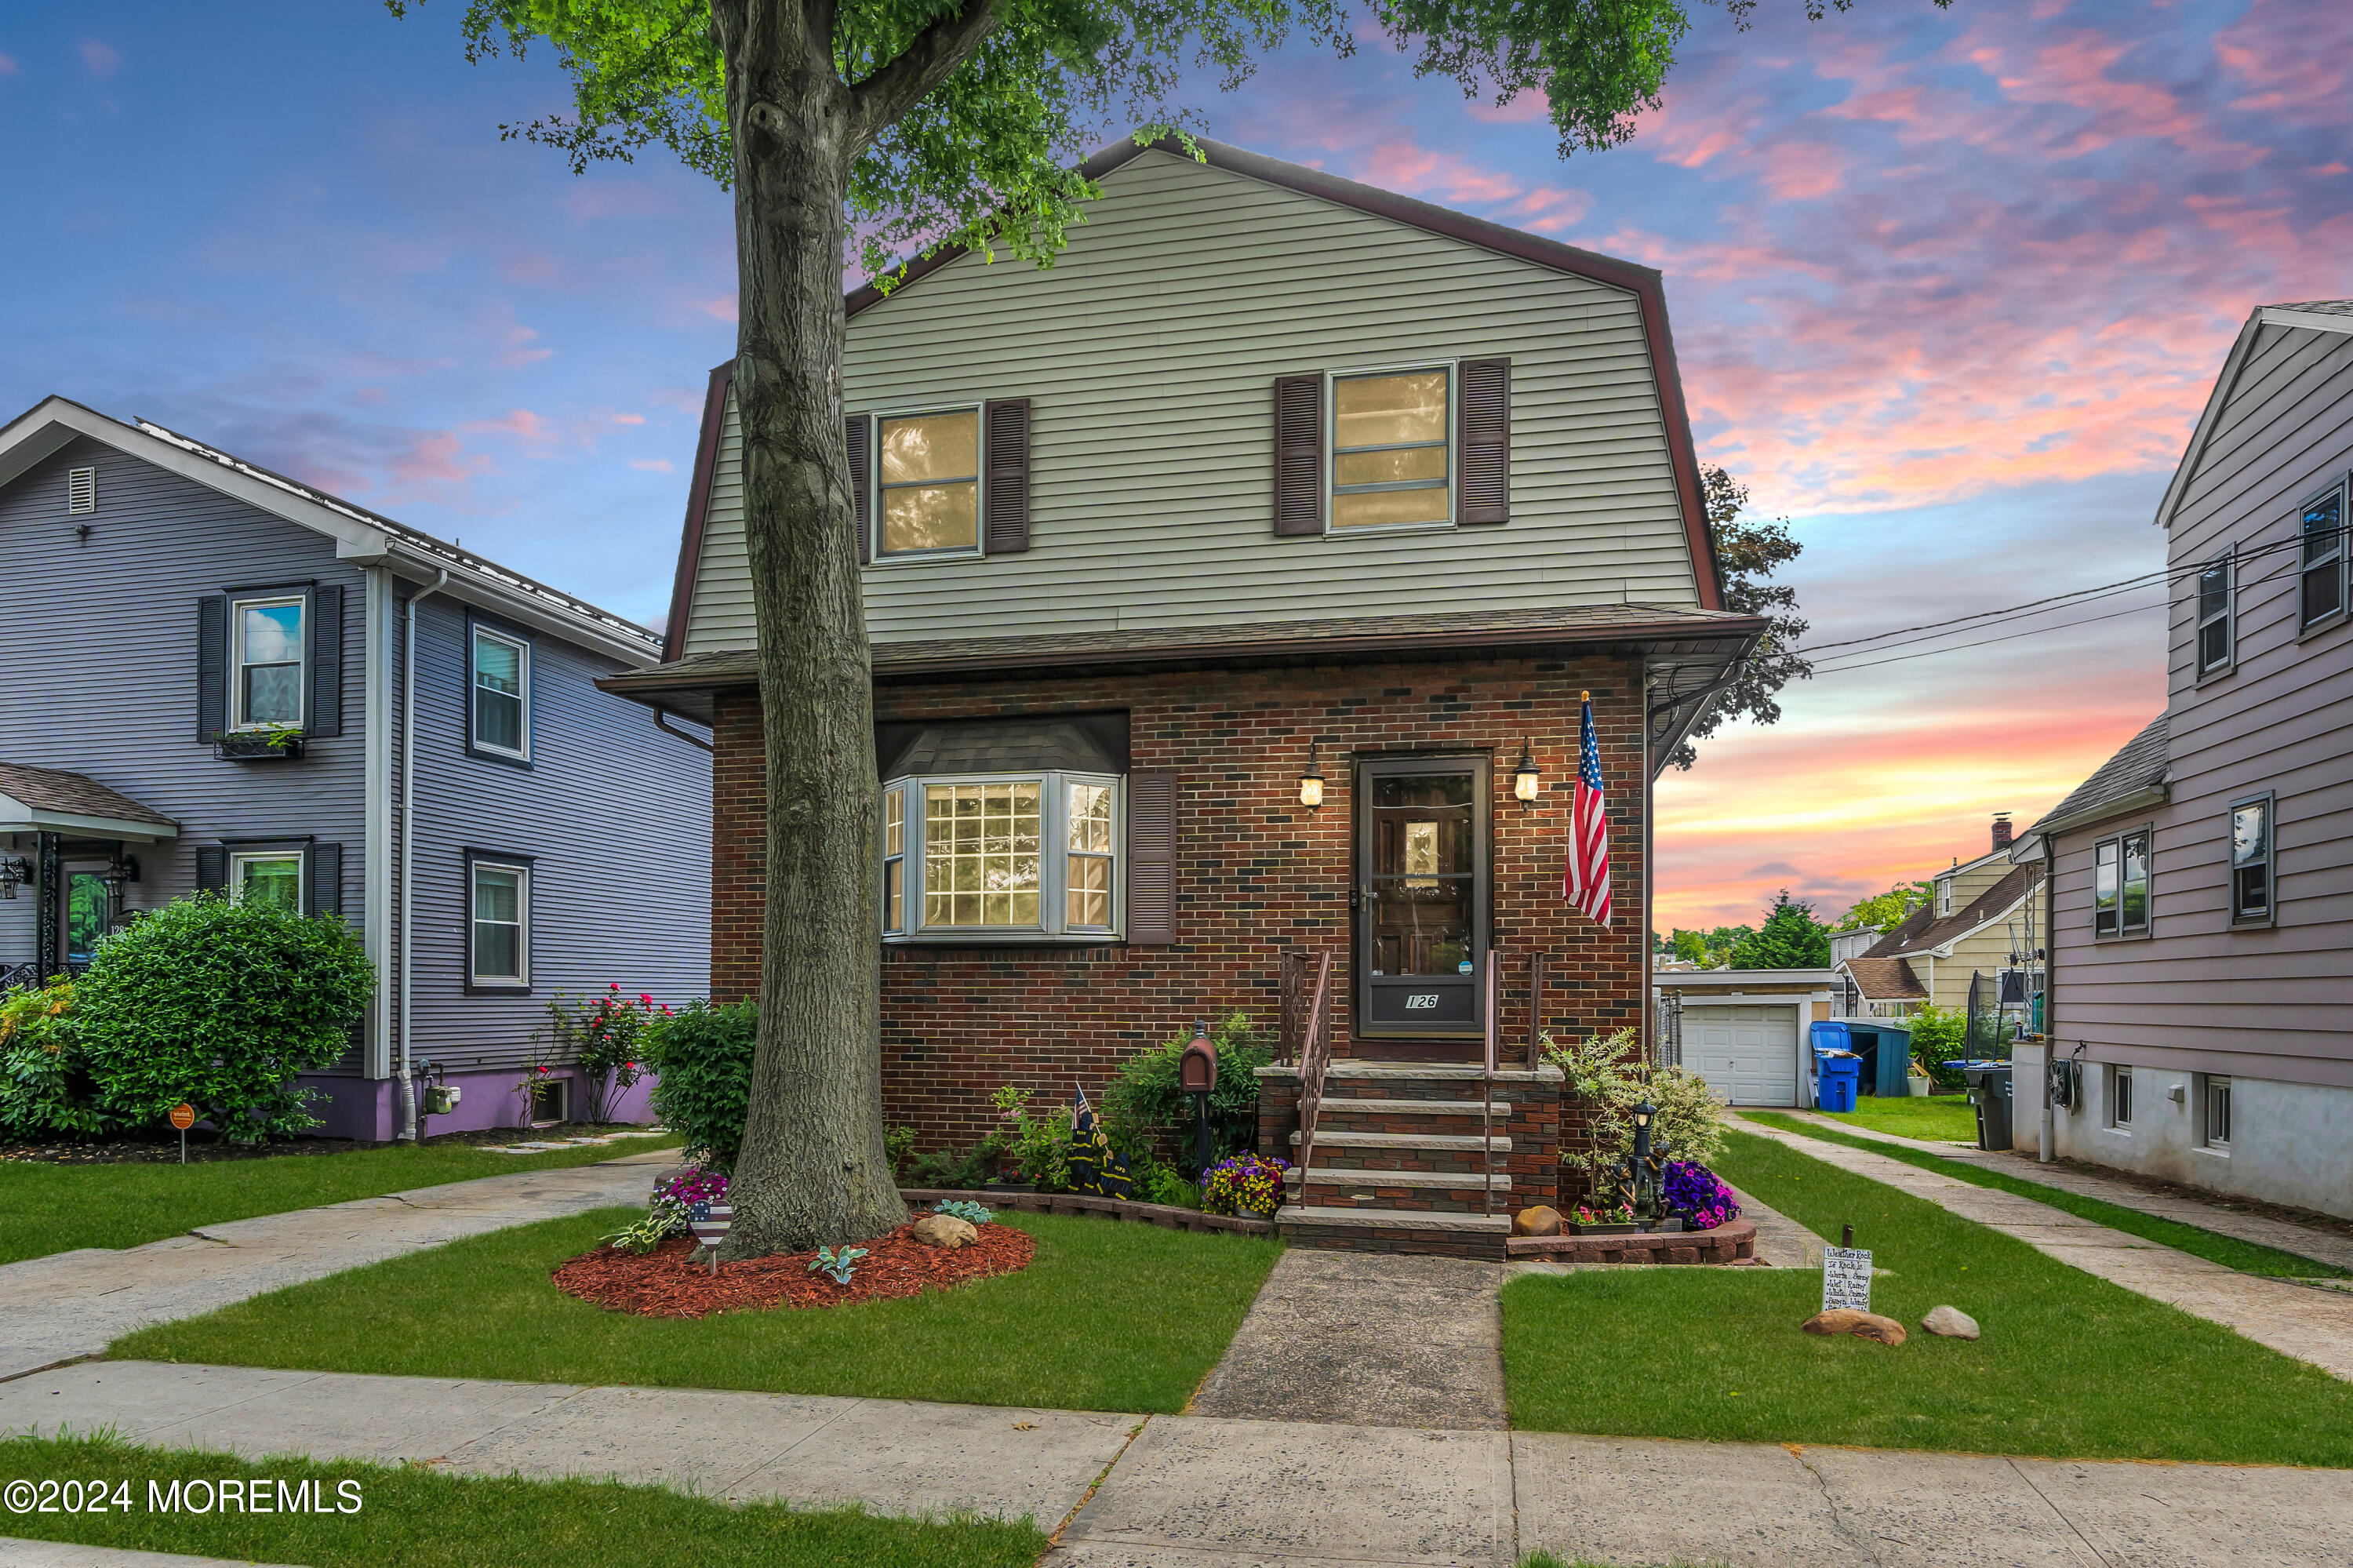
[1357,756,1490,1039]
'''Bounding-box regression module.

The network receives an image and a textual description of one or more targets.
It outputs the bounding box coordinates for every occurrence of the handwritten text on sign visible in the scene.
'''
[1822,1246,1873,1313]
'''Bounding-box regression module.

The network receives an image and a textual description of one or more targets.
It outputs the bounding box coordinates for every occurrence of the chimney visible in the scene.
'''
[1991,812,2014,852]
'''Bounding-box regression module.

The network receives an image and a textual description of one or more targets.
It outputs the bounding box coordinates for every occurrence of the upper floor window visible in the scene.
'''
[1332,368,1450,529]
[233,597,305,729]
[882,772,1121,941]
[2196,551,2234,675]
[1937,877,1954,916]
[470,626,531,762]
[2229,793,2273,926]
[878,408,980,558]
[2301,482,2346,630]
[2093,828,2149,937]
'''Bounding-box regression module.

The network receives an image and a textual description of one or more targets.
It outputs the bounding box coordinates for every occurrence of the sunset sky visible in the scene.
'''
[5,0,2347,931]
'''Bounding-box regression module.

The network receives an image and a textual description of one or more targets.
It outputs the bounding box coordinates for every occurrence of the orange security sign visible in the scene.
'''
[169,1103,195,1130]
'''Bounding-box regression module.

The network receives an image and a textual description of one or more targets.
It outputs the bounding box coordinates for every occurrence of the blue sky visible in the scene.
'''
[6,0,2347,925]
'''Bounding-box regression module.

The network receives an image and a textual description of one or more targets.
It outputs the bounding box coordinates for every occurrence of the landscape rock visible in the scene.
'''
[1922,1304,1980,1340]
[1512,1206,1564,1238]
[1802,1308,1908,1346]
[911,1213,979,1250]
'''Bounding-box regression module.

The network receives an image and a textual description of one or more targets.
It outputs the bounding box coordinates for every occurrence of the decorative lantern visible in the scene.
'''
[1297,743,1325,809]
[1512,739,1540,804]
[0,857,28,901]
[689,1200,734,1275]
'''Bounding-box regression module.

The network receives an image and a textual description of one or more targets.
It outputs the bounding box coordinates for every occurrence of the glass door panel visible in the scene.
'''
[1358,758,1489,1035]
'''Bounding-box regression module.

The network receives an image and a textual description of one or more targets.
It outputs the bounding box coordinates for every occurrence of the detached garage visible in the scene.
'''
[1653,969,1837,1108]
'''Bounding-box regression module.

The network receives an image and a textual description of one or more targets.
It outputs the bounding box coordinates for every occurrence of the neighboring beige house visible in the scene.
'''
[1835,817,2044,1020]
[2013,301,2353,1217]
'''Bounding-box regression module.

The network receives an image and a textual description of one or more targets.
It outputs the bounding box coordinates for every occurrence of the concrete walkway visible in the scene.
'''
[1772,1108,2353,1272]
[1,1544,295,1567]
[1740,1119,2353,1380]
[11,1362,2353,1566]
[0,1151,677,1381]
[1188,1250,1508,1429]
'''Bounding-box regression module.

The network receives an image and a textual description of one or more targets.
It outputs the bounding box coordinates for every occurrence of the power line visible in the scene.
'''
[1809,597,2167,675]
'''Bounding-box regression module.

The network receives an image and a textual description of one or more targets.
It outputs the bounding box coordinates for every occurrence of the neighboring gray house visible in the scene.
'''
[2011,301,2353,1219]
[0,398,710,1141]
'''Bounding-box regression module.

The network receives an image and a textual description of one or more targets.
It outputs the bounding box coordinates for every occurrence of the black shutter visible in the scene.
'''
[1457,357,1511,526]
[195,847,227,893]
[197,595,228,741]
[308,585,344,737]
[845,413,872,566]
[1126,769,1178,945]
[307,843,343,920]
[1272,374,1323,537]
[983,398,1032,555]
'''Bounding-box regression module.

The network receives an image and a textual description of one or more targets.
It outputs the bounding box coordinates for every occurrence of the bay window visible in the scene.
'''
[882,772,1122,940]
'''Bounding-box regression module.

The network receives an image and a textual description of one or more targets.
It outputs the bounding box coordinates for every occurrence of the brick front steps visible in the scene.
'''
[1504,1217,1757,1265]
[900,1188,1274,1237]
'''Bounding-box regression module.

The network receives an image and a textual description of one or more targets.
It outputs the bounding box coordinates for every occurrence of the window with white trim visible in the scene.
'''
[2229,793,2273,926]
[2093,828,2149,937]
[2107,1064,2133,1129]
[2196,549,2234,675]
[877,407,980,558]
[2301,482,2346,630]
[229,850,303,912]
[881,773,1122,940]
[1330,366,1451,529]
[1937,877,1954,916]
[231,596,305,729]
[2202,1074,2232,1148]
[471,627,531,760]
[470,860,530,985]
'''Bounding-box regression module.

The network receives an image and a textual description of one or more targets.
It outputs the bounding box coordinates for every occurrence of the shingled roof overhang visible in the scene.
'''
[0,762,179,843]
[604,604,1764,776]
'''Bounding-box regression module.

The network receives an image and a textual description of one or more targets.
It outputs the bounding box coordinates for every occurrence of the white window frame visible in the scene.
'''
[881,787,907,935]
[1325,360,1457,536]
[469,625,532,762]
[1937,877,1954,916]
[227,849,304,911]
[2200,1074,2232,1150]
[2107,1063,2133,1130]
[230,594,307,731]
[2195,547,2235,678]
[882,771,1124,943]
[2299,478,2347,633]
[468,858,531,988]
[871,403,984,564]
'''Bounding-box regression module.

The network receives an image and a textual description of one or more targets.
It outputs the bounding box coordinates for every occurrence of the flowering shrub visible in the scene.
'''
[603,1166,729,1254]
[1542,1026,1729,1192]
[549,984,661,1122]
[1200,1152,1290,1217]
[1661,1159,1740,1230]
[1572,1202,1634,1226]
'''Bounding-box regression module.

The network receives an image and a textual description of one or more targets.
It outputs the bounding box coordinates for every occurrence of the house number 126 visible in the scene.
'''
[1405,994,1440,1010]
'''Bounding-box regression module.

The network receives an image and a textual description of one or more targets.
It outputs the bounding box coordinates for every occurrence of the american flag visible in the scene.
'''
[1565,693,1612,926]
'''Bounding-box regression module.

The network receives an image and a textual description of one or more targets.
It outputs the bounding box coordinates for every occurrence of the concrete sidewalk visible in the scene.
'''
[0,1151,678,1381]
[12,1362,2353,1566]
[1740,1119,2353,1379]
[1771,1108,2353,1272]
[1,1544,295,1567]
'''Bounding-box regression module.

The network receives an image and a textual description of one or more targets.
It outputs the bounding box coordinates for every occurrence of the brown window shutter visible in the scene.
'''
[1457,357,1511,526]
[1272,373,1323,536]
[1126,768,1178,944]
[983,398,1031,555]
[844,413,872,565]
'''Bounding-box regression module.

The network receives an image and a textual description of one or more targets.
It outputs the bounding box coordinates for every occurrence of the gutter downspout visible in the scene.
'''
[397,569,450,1142]
[2040,833,2057,1164]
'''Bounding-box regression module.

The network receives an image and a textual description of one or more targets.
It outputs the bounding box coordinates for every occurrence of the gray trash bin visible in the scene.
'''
[1957,1061,2013,1151]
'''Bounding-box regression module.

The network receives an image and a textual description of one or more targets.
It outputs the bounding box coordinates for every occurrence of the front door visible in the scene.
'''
[1357,755,1490,1043]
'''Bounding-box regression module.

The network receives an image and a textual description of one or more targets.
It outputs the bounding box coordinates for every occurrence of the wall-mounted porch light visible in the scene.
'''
[1512,738,1540,804]
[0,857,29,900]
[1298,742,1325,809]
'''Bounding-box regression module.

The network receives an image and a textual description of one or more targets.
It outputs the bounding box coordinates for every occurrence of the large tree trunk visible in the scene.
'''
[712,0,908,1257]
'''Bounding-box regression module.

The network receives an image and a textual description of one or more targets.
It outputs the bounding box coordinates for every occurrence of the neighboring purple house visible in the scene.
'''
[2012,301,2353,1220]
[0,398,709,1141]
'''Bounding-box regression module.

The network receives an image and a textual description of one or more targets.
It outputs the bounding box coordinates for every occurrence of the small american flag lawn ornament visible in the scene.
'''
[689,1201,733,1275]
[1565,690,1612,927]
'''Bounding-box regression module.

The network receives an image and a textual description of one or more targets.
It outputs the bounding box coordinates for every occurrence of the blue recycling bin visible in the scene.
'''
[1817,1052,1861,1113]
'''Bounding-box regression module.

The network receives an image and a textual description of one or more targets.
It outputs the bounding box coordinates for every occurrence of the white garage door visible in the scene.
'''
[1686,1004,1801,1107]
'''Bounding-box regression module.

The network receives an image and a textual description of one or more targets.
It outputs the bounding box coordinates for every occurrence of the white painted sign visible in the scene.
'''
[1822,1246,1873,1312]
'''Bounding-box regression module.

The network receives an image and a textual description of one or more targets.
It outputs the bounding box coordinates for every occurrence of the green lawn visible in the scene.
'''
[1810,1093,1980,1143]
[1741,1111,2348,1279]
[0,1433,1044,1568]
[0,1132,680,1265]
[116,1208,1282,1414]
[1501,1128,2353,1465]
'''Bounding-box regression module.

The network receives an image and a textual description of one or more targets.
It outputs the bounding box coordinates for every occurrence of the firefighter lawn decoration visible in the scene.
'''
[689,1200,734,1275]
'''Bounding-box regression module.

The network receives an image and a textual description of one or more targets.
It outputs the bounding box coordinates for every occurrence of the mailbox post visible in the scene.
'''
[1180,1021,1218,1176]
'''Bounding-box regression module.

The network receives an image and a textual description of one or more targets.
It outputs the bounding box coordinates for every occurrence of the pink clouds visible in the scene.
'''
[78,39,120,79]
[0,51,18,77]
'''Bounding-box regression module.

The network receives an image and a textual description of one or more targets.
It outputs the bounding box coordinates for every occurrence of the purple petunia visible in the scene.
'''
[655,1167,729,1206]
[1660,1159,1741,1231]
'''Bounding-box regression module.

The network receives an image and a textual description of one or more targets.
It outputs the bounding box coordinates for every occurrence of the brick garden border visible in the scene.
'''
[1504,1216,1755,1264]
[901,1188,1275,1237]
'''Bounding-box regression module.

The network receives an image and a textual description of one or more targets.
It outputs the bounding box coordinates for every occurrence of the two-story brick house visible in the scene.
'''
[604,136,1764,1253]
[2012,301,2353,1218]
[0,398,710,1141]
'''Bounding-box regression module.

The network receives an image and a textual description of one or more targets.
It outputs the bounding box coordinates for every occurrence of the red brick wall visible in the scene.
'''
[710,652,1650,1152]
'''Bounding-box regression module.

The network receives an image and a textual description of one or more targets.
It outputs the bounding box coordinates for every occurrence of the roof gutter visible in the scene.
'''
[2025,780,2169,843]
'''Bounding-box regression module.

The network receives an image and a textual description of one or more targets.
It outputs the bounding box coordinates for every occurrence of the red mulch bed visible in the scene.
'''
[551,1215,1037,1319]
